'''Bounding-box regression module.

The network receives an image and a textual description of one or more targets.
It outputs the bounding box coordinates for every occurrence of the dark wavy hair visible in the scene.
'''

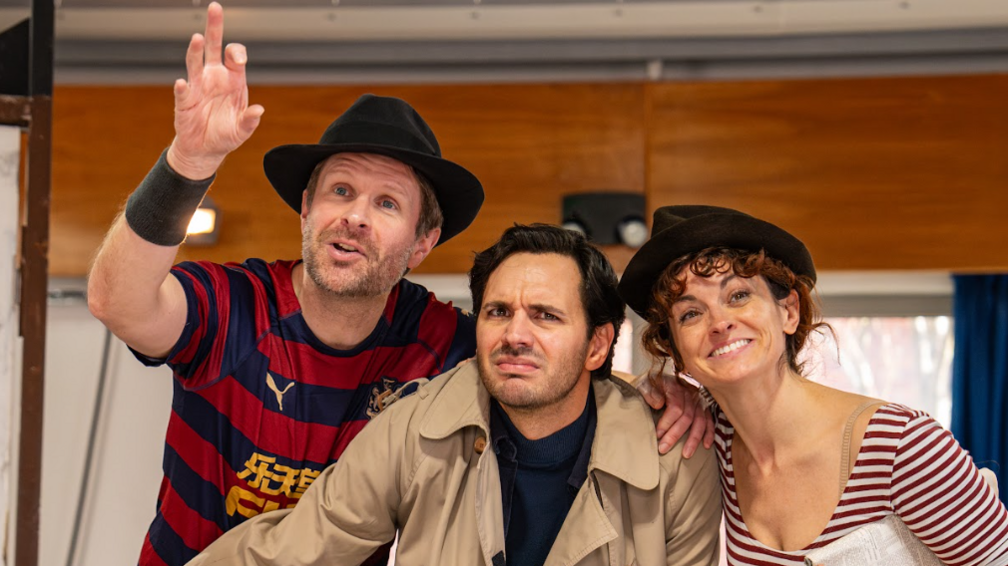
[640,247,831,380]
[469,224,626,379]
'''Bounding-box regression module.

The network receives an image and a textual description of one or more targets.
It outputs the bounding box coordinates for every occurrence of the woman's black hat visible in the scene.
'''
[618,205,816,317]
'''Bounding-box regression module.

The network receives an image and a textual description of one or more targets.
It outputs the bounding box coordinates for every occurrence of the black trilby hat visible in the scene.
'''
[618,205,816,318]
[263,94,484,245]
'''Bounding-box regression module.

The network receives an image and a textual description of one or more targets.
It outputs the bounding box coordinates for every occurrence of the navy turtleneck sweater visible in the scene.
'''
[490,388,597,566]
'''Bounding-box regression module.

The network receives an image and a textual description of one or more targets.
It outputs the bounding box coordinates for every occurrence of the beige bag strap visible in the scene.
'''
[840,401,885,497]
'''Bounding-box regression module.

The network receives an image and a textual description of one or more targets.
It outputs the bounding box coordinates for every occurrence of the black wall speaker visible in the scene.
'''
[561,192,647,248]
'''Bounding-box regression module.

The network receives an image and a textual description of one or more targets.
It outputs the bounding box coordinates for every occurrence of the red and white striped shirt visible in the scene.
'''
[715,403,1008,566]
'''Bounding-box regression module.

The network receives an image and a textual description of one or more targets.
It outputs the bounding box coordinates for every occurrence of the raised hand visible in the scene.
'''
[166,1,264,180]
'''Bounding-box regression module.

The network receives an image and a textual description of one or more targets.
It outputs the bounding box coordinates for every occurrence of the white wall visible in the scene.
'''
[0,125,170,566]
[42,300,172,566]
[1,124,21,566]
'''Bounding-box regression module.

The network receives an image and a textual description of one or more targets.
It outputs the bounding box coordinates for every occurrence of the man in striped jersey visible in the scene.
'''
[87,3,484,563]
[87,4,712,565]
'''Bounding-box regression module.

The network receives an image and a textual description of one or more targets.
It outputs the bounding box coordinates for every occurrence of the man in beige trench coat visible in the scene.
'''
[187,224,722,566]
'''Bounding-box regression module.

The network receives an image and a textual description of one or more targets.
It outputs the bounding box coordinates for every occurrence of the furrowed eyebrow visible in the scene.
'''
[530,303,567,317]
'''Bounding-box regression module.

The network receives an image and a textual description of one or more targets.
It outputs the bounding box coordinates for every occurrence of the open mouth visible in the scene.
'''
[328,240,367,259]
[709,339,751,358]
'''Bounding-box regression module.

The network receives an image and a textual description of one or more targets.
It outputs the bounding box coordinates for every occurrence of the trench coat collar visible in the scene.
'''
[419,361,493,440]
[419,361,660,490]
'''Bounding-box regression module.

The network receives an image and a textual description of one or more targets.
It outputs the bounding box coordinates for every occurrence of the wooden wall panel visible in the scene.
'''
[51,83,646,276]
[52,74,1008,277]
[645,74,1008,272]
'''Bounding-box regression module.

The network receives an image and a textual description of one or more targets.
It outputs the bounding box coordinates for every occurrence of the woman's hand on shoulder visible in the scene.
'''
[635,371,714,458]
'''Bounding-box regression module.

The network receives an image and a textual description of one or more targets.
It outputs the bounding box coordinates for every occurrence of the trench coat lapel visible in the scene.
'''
[543,472,619,566]
[418,362,506,565]
[543,378,661,566]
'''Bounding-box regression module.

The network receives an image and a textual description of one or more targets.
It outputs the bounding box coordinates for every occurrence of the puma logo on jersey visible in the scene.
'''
[266,373,295,412]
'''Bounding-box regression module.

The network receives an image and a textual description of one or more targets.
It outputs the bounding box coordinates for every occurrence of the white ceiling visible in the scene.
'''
[42,0,1008,41]
[3,0,1007,83]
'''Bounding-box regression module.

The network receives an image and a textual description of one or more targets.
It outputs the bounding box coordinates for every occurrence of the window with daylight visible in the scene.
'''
[805,316,954,428]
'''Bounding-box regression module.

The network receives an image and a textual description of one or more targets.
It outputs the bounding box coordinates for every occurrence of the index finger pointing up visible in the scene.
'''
[203,1,224,66]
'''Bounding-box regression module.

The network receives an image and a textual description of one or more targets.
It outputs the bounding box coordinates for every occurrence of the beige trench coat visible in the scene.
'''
[188,361,722,566]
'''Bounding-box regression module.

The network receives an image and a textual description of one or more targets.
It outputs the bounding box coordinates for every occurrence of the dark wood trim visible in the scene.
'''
[14,0,55,562]
[16,94,50,566]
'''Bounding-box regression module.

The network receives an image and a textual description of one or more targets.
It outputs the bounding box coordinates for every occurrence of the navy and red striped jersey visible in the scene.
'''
[132,259,476,566]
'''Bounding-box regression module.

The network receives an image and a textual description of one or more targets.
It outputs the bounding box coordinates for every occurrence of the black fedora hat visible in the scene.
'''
[618,205,816,318]
[263,94,484,245]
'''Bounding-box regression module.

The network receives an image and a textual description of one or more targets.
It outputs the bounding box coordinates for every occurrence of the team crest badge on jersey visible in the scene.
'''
[366,376,406,419]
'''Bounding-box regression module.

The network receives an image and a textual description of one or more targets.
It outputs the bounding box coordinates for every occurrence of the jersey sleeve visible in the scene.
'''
[442,308,476,372]
[891,412,1008,566]
[410,287,475,378]
[128,260,271,390]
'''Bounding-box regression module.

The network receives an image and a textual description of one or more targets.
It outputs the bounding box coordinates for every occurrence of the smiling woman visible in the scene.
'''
[618,205,1008,566]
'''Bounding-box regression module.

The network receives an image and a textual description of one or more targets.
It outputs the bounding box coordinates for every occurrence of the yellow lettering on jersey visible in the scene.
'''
[226,452,322,518]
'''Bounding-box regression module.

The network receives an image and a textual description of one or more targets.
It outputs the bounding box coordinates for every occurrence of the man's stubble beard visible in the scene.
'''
[302,224,414,299]
[477,338,590,412]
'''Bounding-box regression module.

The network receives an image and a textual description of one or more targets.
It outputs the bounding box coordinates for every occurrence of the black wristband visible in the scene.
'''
[124,149,216,246]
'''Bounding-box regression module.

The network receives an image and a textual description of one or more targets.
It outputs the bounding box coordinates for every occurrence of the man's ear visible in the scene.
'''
[782,289,800,335]
[407,228,441,270]
[584,322,616,372]
[300,190,310,229]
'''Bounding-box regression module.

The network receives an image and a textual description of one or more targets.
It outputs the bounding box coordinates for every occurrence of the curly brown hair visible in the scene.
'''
[640,247,830,382]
